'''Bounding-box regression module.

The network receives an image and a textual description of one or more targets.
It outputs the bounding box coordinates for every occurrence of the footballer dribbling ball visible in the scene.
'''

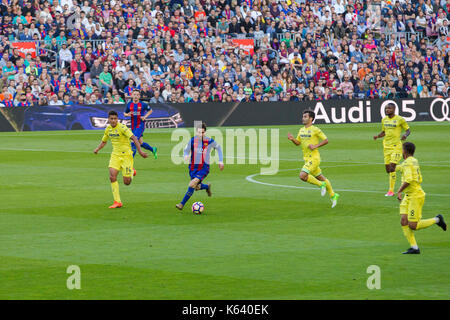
[192,201,204,214]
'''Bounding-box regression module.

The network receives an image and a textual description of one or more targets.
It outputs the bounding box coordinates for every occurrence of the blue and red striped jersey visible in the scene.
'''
[184,136,223,171]
[71,78,83,89]
[2,99,14,107]
[125,101,151,130]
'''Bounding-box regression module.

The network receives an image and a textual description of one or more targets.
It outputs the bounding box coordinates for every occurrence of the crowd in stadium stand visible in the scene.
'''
[0,0,449,106]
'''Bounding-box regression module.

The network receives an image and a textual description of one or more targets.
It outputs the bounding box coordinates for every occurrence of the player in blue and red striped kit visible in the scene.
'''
[124,90,157,162]
[176,122,224,210]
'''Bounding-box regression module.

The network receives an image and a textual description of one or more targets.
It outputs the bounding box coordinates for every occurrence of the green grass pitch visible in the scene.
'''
[0,122,449,299]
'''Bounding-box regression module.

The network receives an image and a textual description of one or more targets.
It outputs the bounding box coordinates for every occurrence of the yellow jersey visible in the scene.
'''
[296,125,327,160]
[102,123,133,156]
[398,156,425,197]
[381,115,409,148]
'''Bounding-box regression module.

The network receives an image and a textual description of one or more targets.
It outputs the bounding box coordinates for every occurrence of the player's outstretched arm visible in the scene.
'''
[130,135,148,158]
[94,141,107,154]
[401,129,411,141]
[374,131,385,140]
[287,133,301,146]
[142,109,153,121]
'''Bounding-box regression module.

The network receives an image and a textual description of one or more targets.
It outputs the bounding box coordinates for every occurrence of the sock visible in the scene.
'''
[181,187,195,206]
[200,183,208,190]
[111,181,121,203]
[141,142,154,153]
[416,218,436,230]
[306,174,322,187]
[389,172,396,192]
[325,178,335,197]
[131,142,137,157]
[402,225,417,248]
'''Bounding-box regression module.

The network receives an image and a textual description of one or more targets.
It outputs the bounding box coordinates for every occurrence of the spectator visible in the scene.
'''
[0,0,448,106]
[99,65,113,98]
[89,59,103,86]
[150,90,164,103]
[58,43,72,68]
[48,94,63,106]
[62,94,74,106]
[70,53,87,77]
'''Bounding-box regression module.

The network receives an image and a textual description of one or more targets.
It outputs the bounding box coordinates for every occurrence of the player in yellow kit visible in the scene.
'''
[93,110,148,208]
[288,110,340,208]
[397,142,446,254]
[374,104,411,196]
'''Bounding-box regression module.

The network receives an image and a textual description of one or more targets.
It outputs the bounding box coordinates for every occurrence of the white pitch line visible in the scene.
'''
[1,147,450,166]
[0,132,102,137]
[0,121,448,137]
[1,145,449,195]
[0,147,382,163]
[246,168,450,197]
[0,129,174,137]
[0,147,93,153]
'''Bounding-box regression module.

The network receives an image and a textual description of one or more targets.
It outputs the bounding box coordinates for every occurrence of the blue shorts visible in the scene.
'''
[132,126,145,139]
[189,167,209,182]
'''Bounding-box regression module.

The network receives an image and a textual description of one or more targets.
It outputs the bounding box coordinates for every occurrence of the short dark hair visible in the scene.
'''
[202,122,207,131]
[108,110,118,117]
[403,142,415,155]
[303,109,315,121]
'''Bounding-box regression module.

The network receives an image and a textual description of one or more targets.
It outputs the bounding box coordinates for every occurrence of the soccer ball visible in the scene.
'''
[192,201,204,214]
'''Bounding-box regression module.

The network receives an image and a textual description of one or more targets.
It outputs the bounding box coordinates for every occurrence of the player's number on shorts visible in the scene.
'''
[410,210,415,216]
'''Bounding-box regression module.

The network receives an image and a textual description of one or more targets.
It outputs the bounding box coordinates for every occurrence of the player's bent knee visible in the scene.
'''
[123,178,132,185]
[189,180,198,188]
[299,172,308,181]
[408,222,417,230]
[110,176,117,183]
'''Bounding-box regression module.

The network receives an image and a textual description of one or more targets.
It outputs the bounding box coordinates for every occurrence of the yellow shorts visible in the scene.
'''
[301,156,321,177]
[400,195,425,222]
[384,146,402,165]
[109,153,134,177]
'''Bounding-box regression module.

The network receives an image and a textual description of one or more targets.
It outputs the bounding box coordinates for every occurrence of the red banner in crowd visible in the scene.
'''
[11,42,37,58]
[231,39,254,56]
